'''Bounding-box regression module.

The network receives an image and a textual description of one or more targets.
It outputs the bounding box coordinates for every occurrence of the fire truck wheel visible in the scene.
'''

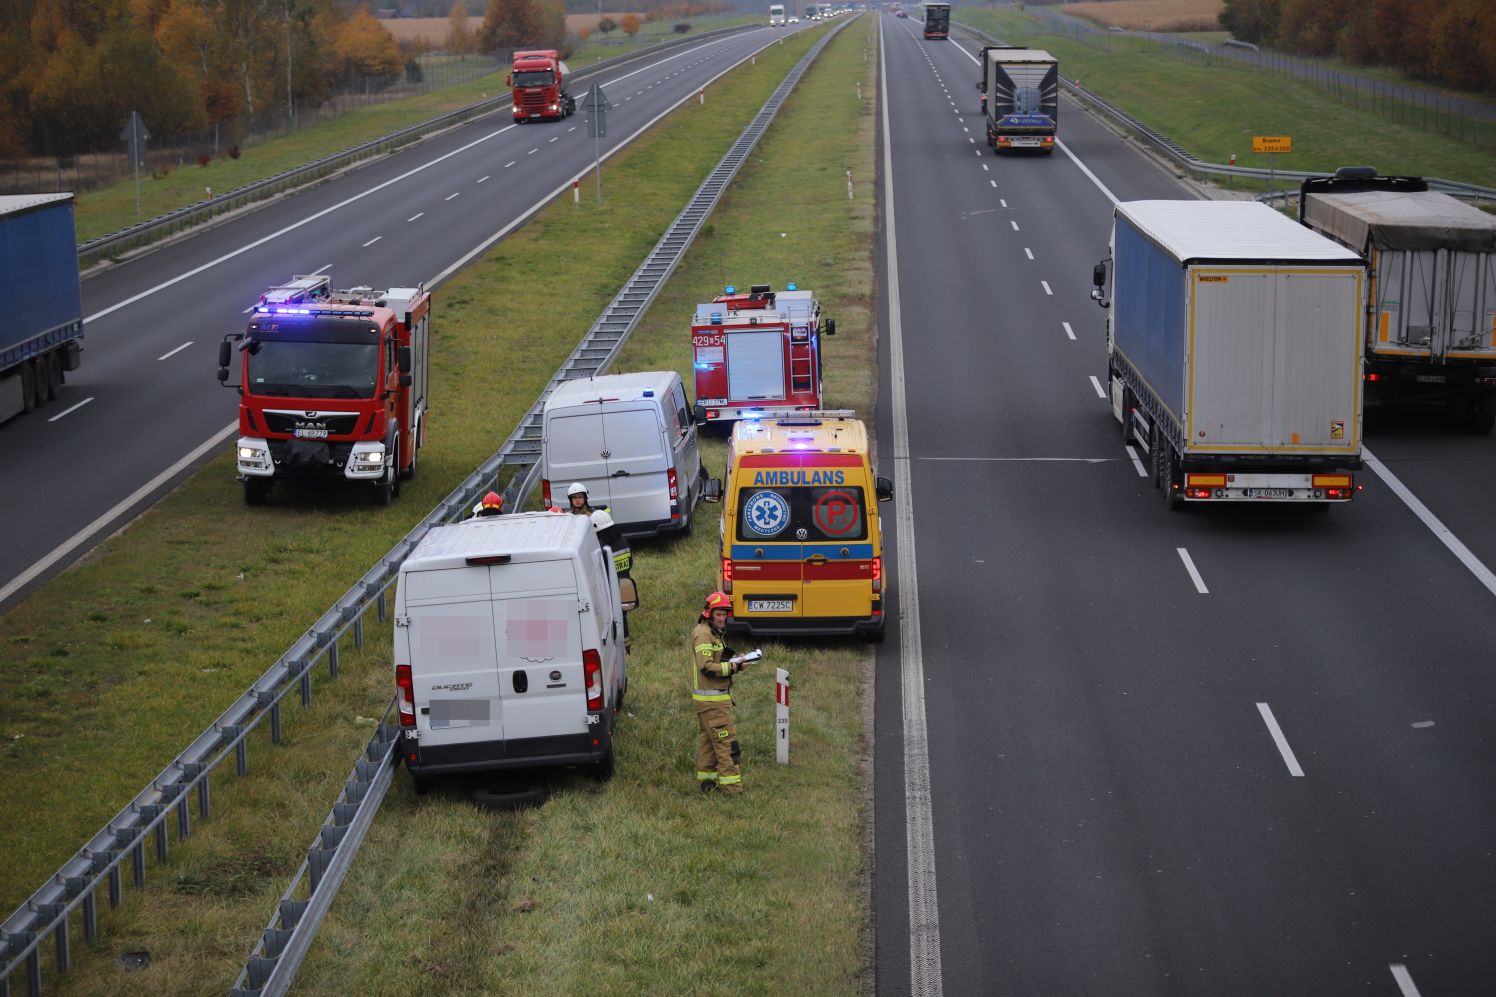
[402,435,419,480]
[372,472,394,507]
[244,478,271,506]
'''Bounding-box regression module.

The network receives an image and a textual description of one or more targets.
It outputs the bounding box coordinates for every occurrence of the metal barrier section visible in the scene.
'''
[0,16,852,997]
[954,21,1496,204]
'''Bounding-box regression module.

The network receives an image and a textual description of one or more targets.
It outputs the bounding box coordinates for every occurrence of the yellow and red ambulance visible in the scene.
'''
[710,410,892,639]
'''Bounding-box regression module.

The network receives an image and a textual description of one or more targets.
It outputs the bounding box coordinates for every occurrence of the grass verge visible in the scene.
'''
[0,14,877,994]
[958,8,1496,188]
[69,14,761,244]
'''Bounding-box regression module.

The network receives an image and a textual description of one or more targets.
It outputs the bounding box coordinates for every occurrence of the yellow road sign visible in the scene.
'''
[1252,135,1293,153]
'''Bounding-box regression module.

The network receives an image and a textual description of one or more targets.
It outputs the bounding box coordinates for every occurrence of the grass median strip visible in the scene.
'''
[958,9,1496,188]
[1,17,878,995]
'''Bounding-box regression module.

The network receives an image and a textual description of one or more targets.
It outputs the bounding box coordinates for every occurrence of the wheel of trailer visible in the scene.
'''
[1149,421,1165,491]
[43,351,62,402]
[1119,383,1137,445]
[19,361,38,413]
[1162,446,1183,510]
[244,478,271,506]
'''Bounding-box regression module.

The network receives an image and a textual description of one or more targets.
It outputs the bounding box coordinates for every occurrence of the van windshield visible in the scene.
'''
[736,485,868,543]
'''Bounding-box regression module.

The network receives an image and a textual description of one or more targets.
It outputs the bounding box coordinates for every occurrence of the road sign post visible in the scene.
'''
[1251,135,1292,199]
[582,82,611,204]
[120,111,150,222]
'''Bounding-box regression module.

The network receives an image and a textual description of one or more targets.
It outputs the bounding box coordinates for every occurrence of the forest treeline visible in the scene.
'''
[1220,0,1495,91]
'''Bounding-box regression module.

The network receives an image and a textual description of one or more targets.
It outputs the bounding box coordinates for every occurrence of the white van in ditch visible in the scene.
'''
[393,511,637,788]
[541,370,704,537]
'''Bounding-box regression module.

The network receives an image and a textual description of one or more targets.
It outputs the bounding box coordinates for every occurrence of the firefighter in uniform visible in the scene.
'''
[566,482,595,516]
[691,591,749,795]
[592,509,632,647]
[469,490,504,518]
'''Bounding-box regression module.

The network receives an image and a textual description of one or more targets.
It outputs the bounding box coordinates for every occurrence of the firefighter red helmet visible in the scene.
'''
[702,591,732,618]
[481,491,502,510]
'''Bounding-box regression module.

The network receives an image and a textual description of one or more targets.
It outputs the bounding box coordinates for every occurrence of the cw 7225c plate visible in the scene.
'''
[748,599,793,613]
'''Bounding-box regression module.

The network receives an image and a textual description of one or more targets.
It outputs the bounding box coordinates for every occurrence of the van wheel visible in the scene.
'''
[866,624,886,644]
[410,774,431,796]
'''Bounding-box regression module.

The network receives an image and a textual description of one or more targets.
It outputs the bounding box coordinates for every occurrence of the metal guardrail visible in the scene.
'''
[73,25,758,271]
[953,21,1496,204]
[1,16,851,997]
[226,19,851,997]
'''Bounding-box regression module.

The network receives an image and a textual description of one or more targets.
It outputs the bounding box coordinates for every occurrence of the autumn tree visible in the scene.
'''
[481,0,546,52]
[333,8,402,86]
[448,1,474,54]
[596,16,617,36]
[620,12,641,37]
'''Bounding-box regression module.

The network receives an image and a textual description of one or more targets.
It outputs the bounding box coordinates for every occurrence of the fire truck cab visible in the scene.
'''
[218,274,431,507]
[691,283,834,427]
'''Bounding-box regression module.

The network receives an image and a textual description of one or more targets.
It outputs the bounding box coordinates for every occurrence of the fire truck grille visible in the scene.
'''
[263,412,361,436]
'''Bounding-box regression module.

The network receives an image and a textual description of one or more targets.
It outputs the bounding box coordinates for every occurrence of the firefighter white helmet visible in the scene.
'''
[567,482,589,498]
[590,509,614,533]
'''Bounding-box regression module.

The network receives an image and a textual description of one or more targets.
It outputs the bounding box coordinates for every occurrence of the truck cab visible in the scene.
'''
[218,275,430,506]
[510,50,575,122]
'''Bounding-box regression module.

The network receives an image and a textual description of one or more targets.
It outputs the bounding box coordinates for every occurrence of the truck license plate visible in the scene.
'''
[1246,488,1291,499]
[1008,137,1040,147]
[1416,374,1446,383]
[294,428,329,439]
[748,599,793,613]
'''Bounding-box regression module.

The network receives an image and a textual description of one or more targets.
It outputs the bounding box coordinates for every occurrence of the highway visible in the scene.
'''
[0,23,817,611]
[873,12,1496,996]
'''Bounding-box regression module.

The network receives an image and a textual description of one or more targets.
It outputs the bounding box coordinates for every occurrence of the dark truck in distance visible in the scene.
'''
[978,46,1058,154]
[1299,168,1496,433]
[0,194,84,424]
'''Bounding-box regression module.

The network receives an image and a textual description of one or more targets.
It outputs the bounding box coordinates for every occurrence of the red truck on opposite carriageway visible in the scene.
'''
[510,49,575,123]
[217,274,431,506]
[691,283,835,426]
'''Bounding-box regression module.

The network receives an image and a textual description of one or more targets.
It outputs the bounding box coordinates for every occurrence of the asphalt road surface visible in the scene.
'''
[0,22,818,611]
[874,13,1496,996]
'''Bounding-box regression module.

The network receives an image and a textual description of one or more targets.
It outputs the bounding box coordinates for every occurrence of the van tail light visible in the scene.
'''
[871,556,882,593]
[395,665,415,726]
[721,557,733,593]
[541,479,552,507]
[584,649,603,711]
[669,467,679,501]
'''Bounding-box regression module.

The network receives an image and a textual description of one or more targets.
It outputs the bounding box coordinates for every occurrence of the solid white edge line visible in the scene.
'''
[0,421,238,605]
[1256,702,1306,778]
[1389,963,1421,997]
[157,341,193,361]
[46,396,94,423]
[880,19,944,996]
[1089,375,1106,399]
[1364,447,1496,599]
[1176,546,1209,594]
[1124,445,1147,477]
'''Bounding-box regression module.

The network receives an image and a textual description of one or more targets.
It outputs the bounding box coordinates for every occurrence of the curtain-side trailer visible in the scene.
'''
[1092,201,1367,507]
[0,193,83,425]
[1299,170,1496,433]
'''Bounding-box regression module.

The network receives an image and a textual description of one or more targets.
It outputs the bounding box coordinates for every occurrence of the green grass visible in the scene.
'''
[958,9,1496,188]
[70,14,763,245]
[0,15,879,995]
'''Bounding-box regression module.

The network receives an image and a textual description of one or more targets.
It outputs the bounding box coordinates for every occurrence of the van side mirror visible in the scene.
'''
[875,476,894,502]
[702,478,723,503]
[618,577,639,613]
[693,402,707,424]
[399,345,412,373]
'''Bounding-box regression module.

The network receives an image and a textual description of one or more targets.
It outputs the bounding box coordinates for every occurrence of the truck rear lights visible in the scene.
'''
[396,665,415,726]
[1325,487,1351,500]
[1366,372,1382,382]
[583,650,603,711]
[1185,486,1215,499]
[706,409,720,420]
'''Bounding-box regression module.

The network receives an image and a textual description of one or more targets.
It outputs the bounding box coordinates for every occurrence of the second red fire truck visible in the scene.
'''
[691,283,835,426]
[217,274,431,506]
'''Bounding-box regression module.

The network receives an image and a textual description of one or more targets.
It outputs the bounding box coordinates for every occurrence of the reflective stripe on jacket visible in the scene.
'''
[690,620,733,701]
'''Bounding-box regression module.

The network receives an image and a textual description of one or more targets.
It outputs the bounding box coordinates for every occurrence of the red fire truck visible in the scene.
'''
[509,49,575,123]
[690,284,835,426]
[217,274,431,507]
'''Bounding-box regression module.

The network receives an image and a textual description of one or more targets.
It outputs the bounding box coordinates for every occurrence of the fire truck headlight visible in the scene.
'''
[238,447,258,460]
[353,447,385,466]
[236,440,271,470]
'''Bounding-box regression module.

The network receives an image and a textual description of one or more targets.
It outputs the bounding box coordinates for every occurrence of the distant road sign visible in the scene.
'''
[1252,135,1292,153]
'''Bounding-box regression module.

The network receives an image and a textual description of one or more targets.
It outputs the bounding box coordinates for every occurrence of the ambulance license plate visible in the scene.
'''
[749,599,793,613]
[1246,488,1291,499]
[294,428,328,439]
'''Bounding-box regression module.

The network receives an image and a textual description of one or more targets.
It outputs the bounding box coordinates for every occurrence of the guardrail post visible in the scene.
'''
[198,772,211,820]
[81,882,98,943]
[376,588,386,624]
[106,853,122,908]
[270,701,282,745]
[42,904,69,973]
[352,613,363,650]
[131,841,146,888]
[176,795,190,840]
[300,663,313,707]
[329,640,340,679]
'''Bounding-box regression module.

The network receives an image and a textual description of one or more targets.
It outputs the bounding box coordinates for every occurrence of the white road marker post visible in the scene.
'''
[775,668,791,764]
[846,170,854,200]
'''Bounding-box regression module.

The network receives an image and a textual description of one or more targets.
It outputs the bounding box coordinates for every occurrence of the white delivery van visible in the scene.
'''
[393,511,638,788]
[541,370,704,537]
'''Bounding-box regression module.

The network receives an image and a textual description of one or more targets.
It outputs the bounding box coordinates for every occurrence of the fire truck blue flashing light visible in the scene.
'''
[724,285,736,294]
[787,282,798,291]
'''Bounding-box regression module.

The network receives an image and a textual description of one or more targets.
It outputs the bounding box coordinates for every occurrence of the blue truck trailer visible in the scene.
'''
[1091,201,1367,508]
[1,193,84,424]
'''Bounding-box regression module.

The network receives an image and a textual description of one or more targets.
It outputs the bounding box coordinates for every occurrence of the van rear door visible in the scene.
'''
[489,557,589,745]
[798,481,876,620]
[601,405,669,525]
[547,405,612,509]
[404,565,504,749]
